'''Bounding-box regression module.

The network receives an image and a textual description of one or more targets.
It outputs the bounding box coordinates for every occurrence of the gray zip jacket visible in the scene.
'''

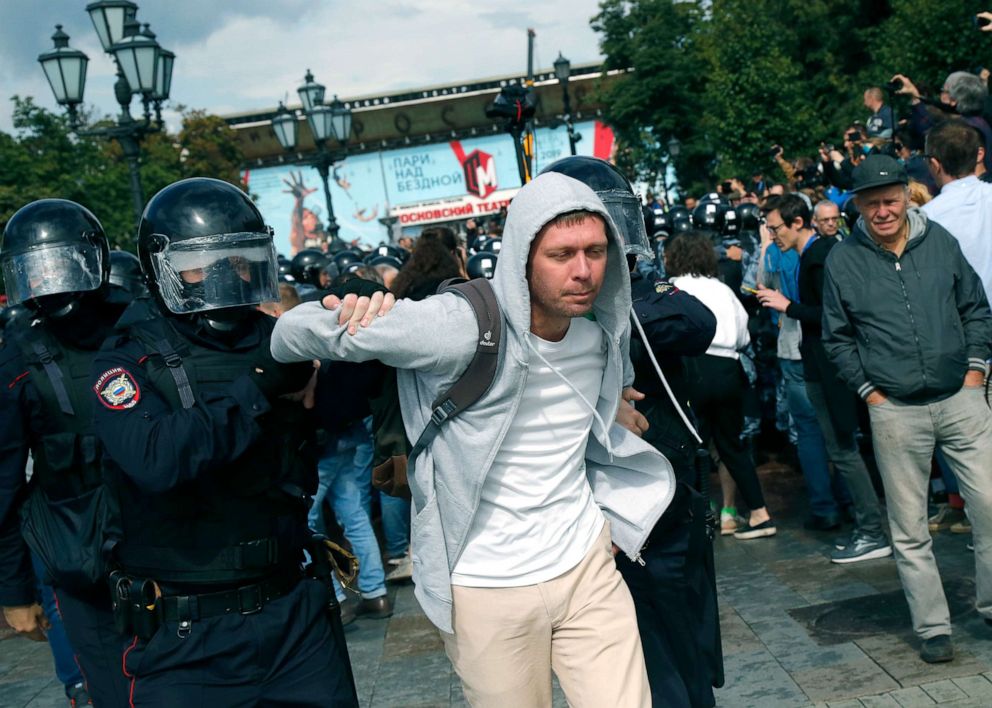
[271,173,675,632]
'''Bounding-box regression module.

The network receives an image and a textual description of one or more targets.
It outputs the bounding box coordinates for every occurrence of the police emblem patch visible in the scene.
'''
[94,368,141,410]
[654,281,675,295]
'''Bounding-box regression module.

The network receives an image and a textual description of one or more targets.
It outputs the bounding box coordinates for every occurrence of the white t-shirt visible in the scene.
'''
[671,275,750,359]
[451,317,607,587]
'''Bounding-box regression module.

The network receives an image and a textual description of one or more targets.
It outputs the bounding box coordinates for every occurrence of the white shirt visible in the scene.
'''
[451,318,606,587]
[922,175,992,301]
[671,275,750,359]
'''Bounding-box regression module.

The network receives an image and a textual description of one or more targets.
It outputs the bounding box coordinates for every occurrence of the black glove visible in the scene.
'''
[250,347,314,400]
[328,277,390,301]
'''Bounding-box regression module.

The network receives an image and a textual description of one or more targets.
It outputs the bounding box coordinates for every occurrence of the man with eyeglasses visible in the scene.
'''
[812,201,843,240]
[757,195,889,558]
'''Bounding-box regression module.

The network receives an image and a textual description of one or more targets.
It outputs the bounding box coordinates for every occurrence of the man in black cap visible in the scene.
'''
[822,155,992,665]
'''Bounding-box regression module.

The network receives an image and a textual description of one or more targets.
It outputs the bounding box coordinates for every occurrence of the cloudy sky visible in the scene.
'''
[1,0,605,133]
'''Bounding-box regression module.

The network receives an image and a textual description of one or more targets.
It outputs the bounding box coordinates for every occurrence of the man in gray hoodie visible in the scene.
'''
[272,172,675,706]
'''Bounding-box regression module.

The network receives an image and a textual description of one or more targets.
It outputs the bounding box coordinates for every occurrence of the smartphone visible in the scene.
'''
[741,286,759,295]
[976,15,991,29]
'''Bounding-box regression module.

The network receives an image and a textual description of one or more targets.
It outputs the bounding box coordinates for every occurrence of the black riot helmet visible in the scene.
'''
[1,199,110,314]
[137,178,280,317]
[466,252,498,280]
[691,201,728,233]
[539,156,653,260]
[0,304,32,335]
[332,249,364,274]
[366,243,404,263]
[291,249,330,286]
[735,203,761,233]
[108,250,148,299]
[480,237,501,254]
[668,205,692,234]
[722,207,740,239]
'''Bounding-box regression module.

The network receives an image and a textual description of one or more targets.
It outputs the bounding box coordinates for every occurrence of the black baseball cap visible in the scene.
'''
[850,155,909,193]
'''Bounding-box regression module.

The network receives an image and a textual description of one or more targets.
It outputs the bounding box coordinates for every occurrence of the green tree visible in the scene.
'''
[592,0,710,193]
[0,98,245,252]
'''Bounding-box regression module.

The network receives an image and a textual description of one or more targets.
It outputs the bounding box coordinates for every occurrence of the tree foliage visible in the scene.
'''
[592,0,992,192]
[0,98,244,252]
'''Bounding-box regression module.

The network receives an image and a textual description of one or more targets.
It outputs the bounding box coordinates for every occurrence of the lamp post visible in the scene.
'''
[271,70,352,240]
[663,137,681,204]
[38,1,175,222]
[553,52,580,156]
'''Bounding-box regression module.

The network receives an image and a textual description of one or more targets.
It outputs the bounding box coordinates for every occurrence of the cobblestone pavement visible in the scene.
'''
[3,463,990,707]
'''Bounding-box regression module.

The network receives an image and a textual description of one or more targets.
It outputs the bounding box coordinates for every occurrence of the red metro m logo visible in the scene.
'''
[450,141,498,199]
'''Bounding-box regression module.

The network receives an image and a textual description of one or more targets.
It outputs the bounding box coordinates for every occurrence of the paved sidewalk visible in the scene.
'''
[2,463,990,706]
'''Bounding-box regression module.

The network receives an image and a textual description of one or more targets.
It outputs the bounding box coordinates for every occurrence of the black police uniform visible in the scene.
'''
[91,302,357,707]
[0,291,132,707]
[618,270,724,708]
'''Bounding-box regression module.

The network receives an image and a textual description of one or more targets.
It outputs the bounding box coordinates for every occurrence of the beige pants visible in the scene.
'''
[442,523,651,707]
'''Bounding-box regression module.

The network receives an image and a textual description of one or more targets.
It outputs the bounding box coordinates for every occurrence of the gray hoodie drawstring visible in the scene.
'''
[524,334,616,459]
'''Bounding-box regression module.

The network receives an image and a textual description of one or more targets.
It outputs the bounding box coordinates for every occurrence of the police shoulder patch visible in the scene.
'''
[94,368,141,410]
[654,280,677,296]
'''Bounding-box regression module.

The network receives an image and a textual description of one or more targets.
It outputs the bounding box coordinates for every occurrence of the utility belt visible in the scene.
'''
[109,535,358,640]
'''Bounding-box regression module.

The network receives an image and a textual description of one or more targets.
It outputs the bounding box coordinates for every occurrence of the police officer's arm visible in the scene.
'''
[271,297,476,373]
[0,354,39,608]
[91,339,272,493]
[632,282,717,357]
[821,261,876,400]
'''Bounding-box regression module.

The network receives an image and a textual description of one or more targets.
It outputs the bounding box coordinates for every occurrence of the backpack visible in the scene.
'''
[371,278,501,499]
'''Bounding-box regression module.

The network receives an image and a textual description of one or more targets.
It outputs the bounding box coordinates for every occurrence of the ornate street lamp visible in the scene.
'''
[39,3,174,222]
[38,26,89,125]
[273,71,353,239]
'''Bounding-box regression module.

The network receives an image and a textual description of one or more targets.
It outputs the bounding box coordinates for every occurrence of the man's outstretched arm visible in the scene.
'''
[271,294,476,374]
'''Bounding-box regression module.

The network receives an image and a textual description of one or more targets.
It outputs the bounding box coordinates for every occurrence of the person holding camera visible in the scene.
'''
[864,87,896,139]
[891,71,992,172]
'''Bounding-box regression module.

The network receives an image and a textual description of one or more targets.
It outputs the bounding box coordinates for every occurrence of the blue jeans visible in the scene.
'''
[32,554,84,694]
[780,359,850,517]
[377,491,410,559]
[309,418,386,601]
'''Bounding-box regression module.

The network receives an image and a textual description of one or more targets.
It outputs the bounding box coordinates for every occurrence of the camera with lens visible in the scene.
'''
[885,78,904,93]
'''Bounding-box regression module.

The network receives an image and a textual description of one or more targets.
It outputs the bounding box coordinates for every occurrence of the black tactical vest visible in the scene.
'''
[112,312,317,585]
[13,325,103,498]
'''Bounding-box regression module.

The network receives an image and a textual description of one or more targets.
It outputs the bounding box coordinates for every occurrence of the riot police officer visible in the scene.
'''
[541,157,722,707]
[0,199,132,706]
[90,178,358,706]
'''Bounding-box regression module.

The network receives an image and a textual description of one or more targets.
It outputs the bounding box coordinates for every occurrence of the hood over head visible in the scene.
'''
[854,206,929,250]
[491,172,632,340]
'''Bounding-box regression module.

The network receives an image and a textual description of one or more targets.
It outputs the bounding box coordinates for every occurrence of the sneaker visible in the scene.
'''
[833,530,854,550]
[733,519,777,540]
[919,634,954,663]
[386,554,413,582]
[928,504,966,532]
[67,682,92,707]
[830,532,893,564]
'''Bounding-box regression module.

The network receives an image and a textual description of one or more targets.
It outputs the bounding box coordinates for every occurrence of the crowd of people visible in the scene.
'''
[1,18,992,708]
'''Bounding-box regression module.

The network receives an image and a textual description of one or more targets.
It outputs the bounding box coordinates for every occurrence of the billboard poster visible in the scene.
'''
[243,120,614,256]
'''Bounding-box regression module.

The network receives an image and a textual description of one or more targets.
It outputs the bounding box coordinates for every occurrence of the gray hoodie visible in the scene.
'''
[271,172,675,632]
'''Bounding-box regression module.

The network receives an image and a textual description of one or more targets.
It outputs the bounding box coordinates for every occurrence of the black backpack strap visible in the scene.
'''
[408,278,501,462]
[153,338,196,409]
[31,342,75,416]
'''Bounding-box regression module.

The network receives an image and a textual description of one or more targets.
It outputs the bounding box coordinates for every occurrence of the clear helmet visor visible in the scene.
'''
[597,190,653,260]
[151,232,280,314]
[2,243,103,305]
